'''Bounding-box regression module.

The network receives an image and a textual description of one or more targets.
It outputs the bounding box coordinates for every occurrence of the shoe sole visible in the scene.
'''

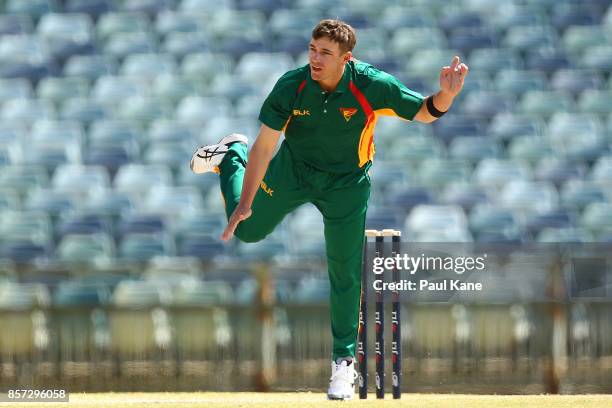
[218,133,248,146]
[190,134,248,174]
[327,394,354,401]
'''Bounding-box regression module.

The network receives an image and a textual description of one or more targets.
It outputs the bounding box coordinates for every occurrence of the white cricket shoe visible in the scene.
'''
[327,359,357,400]
[189,133,248,174]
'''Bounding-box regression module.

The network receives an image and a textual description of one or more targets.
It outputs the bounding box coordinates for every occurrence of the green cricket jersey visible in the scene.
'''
[258,59,425,173]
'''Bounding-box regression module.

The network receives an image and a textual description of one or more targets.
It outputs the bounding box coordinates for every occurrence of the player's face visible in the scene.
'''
[308,37,350,82]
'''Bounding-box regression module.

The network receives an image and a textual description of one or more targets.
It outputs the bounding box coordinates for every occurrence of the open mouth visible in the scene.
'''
[311,66,322,73]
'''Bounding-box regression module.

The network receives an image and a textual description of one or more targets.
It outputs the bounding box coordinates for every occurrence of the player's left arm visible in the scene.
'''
[414,55,469,124]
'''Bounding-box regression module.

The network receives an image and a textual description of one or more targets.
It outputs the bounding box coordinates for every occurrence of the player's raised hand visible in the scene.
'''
[439,56,469,97]
[221,205,252,241]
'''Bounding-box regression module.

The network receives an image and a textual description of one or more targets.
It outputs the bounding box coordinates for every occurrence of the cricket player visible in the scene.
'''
[190,19,468,400]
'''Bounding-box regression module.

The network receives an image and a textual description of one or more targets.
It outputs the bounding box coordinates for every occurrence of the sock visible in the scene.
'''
[335,357,353,366]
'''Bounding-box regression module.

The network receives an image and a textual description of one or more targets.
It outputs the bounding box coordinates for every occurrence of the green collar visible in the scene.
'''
[308,62,351,94]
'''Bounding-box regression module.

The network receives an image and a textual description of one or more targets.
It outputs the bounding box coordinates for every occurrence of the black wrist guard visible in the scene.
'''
[426,96,447,118]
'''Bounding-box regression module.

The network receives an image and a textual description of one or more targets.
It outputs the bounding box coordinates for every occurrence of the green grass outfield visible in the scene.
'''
[3,393,611,408]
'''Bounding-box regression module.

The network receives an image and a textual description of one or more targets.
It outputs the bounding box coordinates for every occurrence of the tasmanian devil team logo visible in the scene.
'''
[339,107,358,122]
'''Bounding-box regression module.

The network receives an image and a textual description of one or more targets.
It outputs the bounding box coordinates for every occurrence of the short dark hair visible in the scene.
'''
[312,19,356,54]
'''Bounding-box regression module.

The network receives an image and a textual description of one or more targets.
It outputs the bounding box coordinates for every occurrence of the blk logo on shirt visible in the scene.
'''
[339,107,358,122]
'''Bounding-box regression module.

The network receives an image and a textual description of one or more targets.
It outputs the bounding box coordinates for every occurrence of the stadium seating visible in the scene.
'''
[0,0,611,388]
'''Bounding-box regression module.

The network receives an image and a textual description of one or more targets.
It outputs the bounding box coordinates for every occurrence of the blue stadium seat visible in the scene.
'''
[384,186,433,217]
[460,91,512,118]
[85,190,135,220]
[84,145,133,177]
[118,213,166,236]
[121,0,174,14]
[440,182,489,212]
[97,12,150,40]
[177,233,227,259]
[495,69,548,96]
[523,209,574,238]
[152,74,198,105]
[498,180,559,216]
[155,10,204,36]
[432,114,487,143]
[63,54,117,80]
[142,186,204,217]
[0,189,21,212]
[405,204,472,242]
[37,76,89,104]
[148,119,197,145]
[20,140,80,173]
[52,164,111,195]
[526,48,572,73]
[2,99,55,125]
[161,31,210,59]
[114,164,173,196]
[504,25,557,52]
[560,180,606,211]
[181,52,234,84]
[236,52,294,84]
[54,281,111,307]
[520,91,574,117]
[0,78,32,103]
[439,10,482,31]
[537,227,593,243]
[581,203,612,240]
[0,165,49,196]
[31,119,84,145]
[0,35,58,82]
[57,212,113,239]
[104,32,157,60]
[473,158,532,190]
[418,158,471,190]
[508,136,554,165]
[488,113,545,144]
[489,4,546,31]
[175,212,226,239]
[179,0,234,13]
[6,0,58,18]
[551,4,599,30]
[0,239,50,263]
[551,69,604,95]
[580,46,612,71]
[0,210,52,248]
[591,156,612,190]
[534,157,587,187]
[25,188,78,219]
[92,75,148,102]
[390,27,447,57]
[469,48,522,76]
[66,0,115,18]
[449,136,501,164]
[117,95,173,127]
[175,165,218,193]
[380,6,435,30]
[578,90,612,116]
[37,13,96,62]
[119,232,175,262]
[365,205,405,231]
[448,27,497,54]
[562,26,608,55]
[469,204,522,242]
[175,96,232,127]
[61,97,109,125]
[0,14,33,36]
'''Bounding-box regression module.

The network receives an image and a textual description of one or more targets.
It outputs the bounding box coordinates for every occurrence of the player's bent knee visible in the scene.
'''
[234,228,267,243]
